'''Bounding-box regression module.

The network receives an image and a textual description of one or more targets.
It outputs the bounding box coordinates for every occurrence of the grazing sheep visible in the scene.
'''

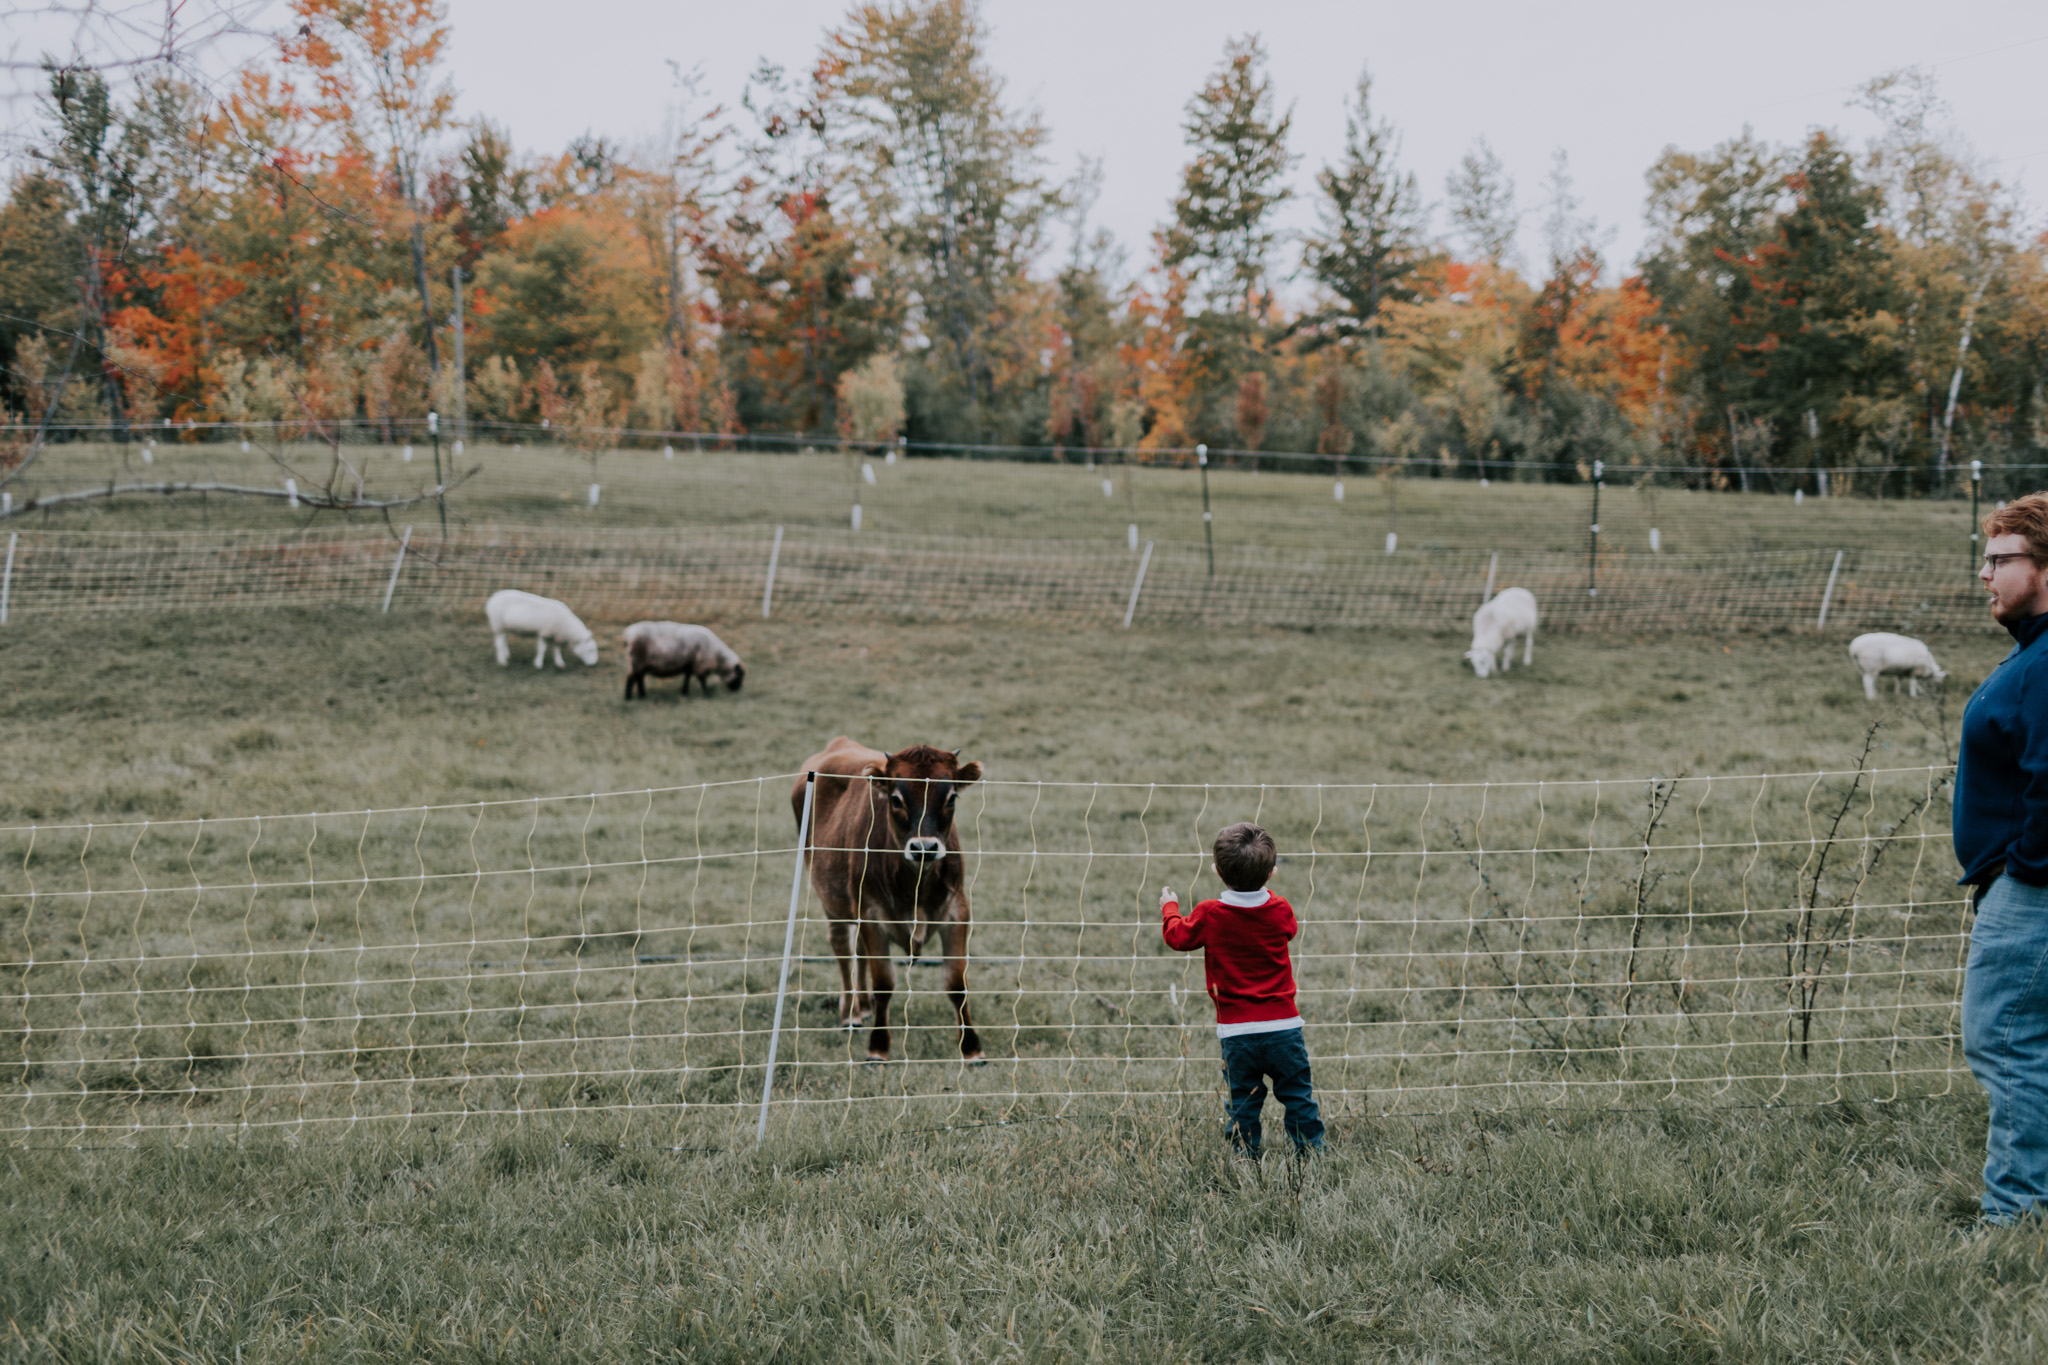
[1466,587,1538,679]
[623,621,745,699]
[1849,632,1946,700]
[485,590,599,669]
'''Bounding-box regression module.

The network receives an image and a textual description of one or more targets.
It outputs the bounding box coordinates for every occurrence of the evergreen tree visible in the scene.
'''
[1445,138,1516,267]
[822,0,1055,433]
[1301,69,1428,342]
[1163,34,1294,319]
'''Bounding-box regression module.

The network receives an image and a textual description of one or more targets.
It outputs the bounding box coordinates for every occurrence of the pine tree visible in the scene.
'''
[1301,69,1428,342]
[1445,138,1516,267]
[1163,35,1294,318]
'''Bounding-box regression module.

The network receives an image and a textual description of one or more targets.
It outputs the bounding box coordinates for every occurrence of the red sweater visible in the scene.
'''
[1161,890,1300,1027]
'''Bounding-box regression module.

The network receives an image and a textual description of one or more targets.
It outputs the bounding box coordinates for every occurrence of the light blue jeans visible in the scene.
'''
[1962,873,2048,1221]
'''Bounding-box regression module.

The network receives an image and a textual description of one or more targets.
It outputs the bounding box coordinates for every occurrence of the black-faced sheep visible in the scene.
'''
[623,621,745,699]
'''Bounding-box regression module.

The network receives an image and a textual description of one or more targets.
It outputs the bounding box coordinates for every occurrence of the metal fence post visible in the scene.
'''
[380,525,413,613]
[1817,549,1844,629]
[1197,444,1214,578]
[1970,460,1983,570]
[1123,541,1154,628]
[0,532,15,625]
[1482,550,1498,605]
[762,525,784,619]
[758,771,817,1144]
[428,411,446,536]
[1587,460,1603,597]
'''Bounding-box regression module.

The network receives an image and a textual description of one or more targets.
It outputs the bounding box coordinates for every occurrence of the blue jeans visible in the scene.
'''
[1219,1027,1324,1155]
[1963,874,2048,1221]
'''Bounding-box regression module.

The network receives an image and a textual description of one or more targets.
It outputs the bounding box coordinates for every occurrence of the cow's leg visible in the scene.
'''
[494,631,510,666]
[624,669,640,700]
[862,920,895,1062]
[1863,672,1878,701]
[553,644,565,669]
[1524,626,1534,666]
[825,915,861,1026]
[533,637,548,669]
[942,904,983,1063]
[1910,676,1920,698]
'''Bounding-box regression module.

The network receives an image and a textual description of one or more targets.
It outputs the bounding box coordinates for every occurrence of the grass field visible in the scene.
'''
[1,598,2038,1360]
[7,439,1989,562]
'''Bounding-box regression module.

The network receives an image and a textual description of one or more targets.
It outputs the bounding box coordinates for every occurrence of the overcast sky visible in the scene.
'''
[445,0,2043,284]
[9,1,2046,284]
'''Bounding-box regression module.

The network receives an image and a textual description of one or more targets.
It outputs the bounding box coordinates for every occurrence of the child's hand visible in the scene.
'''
[1160,885,1177,909]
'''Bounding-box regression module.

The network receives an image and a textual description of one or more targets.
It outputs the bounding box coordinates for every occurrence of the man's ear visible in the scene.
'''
[953,761,983,785]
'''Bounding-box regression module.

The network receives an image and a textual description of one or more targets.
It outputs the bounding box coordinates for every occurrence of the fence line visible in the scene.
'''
[0,765,1972,1145]
[20,416,2046,483]
[0,525,2000,635]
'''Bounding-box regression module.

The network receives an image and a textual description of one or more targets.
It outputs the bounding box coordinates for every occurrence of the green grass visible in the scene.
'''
[0,604,2032,1361]
[9,439,1987,560]
[0,602,2003,822]
[3,1099,2042,1360]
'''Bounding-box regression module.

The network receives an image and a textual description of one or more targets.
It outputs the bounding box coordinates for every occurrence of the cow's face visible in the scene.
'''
[866,745,983,864]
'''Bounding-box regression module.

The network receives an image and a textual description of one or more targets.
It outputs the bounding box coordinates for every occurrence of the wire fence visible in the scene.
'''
[0,523,1998,636]
[0,764,1970,1147]
[1,429,2012,565]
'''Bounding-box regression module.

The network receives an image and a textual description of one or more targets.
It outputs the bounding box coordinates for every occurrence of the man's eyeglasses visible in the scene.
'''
[1983,553,2037,572]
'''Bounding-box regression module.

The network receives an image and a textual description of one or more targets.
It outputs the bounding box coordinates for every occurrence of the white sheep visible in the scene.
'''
[1466,586,1538,679]
[622,621,745,699]
[1848,632,1946,700]
[485,589,599,669]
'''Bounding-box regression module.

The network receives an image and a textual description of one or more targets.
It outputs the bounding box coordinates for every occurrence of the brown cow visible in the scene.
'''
[792,736,984,1064]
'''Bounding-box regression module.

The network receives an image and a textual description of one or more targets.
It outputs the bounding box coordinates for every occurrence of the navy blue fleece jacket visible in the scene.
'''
[1956,612,2048,890]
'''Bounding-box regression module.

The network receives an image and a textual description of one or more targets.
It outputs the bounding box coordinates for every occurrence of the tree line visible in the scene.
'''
[2,0,2042,489]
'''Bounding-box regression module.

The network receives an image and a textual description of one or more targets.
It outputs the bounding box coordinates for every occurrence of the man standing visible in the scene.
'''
[1959,492,2048,1228]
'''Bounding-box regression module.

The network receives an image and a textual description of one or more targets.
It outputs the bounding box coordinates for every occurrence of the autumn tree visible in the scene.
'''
[285,0,456,372]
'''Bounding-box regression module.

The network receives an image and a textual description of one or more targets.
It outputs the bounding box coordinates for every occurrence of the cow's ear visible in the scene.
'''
[861,759,888,783]
[953,761,983,786]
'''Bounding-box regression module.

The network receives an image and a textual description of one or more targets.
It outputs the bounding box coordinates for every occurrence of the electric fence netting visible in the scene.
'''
[1,765,1971,1147]
[0,528,1995,636]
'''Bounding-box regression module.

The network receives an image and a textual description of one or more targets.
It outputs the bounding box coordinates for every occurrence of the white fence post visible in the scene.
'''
[380,525,412,613]
[758,771,817,1144]
[1817,549,1844,629]
[762,525,784,619]
[1123,540,1154,629]
[0,532,15,625]
[1482,550,1498,604]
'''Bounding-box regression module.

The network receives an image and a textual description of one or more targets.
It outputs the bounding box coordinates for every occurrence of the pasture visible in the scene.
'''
[7,437,1987,558]
[1,590,2040,1360]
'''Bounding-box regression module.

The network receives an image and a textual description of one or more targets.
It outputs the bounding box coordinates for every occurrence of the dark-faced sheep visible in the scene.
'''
[622,622,745,700]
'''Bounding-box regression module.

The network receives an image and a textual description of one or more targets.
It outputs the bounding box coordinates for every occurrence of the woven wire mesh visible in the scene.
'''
[0,765,1970,1147]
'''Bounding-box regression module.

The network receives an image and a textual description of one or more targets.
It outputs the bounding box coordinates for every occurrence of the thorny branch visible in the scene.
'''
[1785,718,1940,1058]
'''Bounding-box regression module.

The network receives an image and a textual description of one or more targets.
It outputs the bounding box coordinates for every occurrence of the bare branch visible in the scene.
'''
[0,468,479,520]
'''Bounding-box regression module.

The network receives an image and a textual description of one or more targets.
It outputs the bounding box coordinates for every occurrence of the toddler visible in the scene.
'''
[1161,821,1324,1156]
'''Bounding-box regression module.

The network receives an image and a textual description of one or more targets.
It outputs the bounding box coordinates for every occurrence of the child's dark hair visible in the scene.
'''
[1213,822,1277,892]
